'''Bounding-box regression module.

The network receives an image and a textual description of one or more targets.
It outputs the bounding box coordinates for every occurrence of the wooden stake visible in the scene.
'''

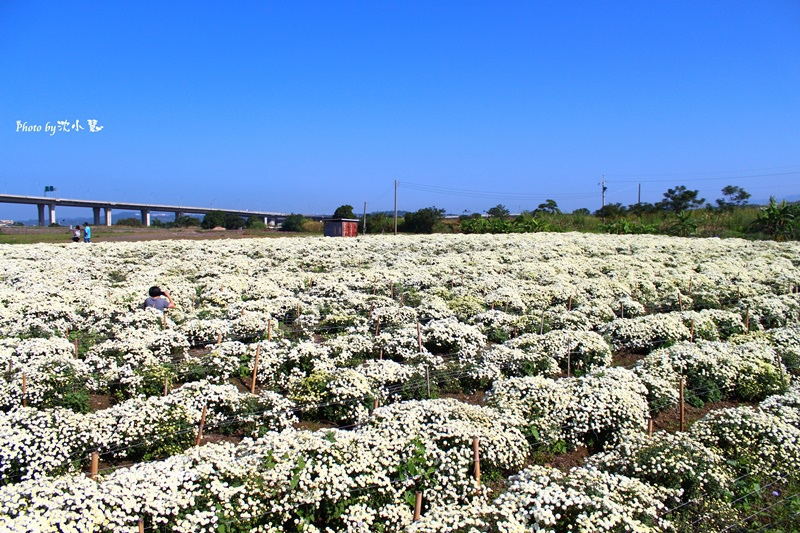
[400,292,405,306]
[373,397,379,410]
[90,451,99,480]
[567,352,571,378]
[504,302,509,313]
[379,347,383,360]
[21,373,26,407]
[390,282,394,298]
[161,313,167,329]
[677,292,683,312]
[138,517,144,533]
[374,318,380,336]
[540,309,546,334]
[425,365,431,399]
[620,304,624,319]
[568,295,572,311]
[195,404,207,446]
[679,377,685,432]
[250,344,261,394]
[491,302,494,310]
[217,332,222,345]
[745,306,750,332]
[417,323,423,353]
[73,339,79,358]
[648,419,654,437]
[472,437,481,484]
[690,320,695,342]
[241,309,245,317]
[163,377,169,396]
[413,492,423,520]
[267,319,272,341]
[369,301,374,317]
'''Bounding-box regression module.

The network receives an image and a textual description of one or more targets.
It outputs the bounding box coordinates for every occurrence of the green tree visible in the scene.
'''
[657,186,705,213]
[201,210,227,229]
[246,216,266,229]
[749,197,795,241]
[174,215,201,227]
[281,214,306,232]
[594,203,627,219]
[364,213,395,234]
[115,217,142,227]
[627,202,658,216]
[535,199,561,215]
[572,208,591,216]
[223,213,246,230]
[486,204,510,218]
[401,206,445,234]
[716,185,751,210]
[332,205,357,219]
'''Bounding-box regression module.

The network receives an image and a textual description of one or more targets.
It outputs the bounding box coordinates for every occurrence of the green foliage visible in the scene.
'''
[668,210,698,237]
[201,210,227,229]
[657,185,705,213]
[332,205,356,219]
[486,204,510,218]
[595,202,627,219]
[535,199,560,214]
[281,214,307,232]
[749,197,796,241]
[716,185,751,209]
[401,206,445,234]
[114,217,142,227]
[174,215,201,227]
[364,212,395,234]
[246,216,266,229]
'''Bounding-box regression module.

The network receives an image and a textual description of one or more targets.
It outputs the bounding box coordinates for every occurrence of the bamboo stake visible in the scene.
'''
[163,377,169,396]
[413,492,423,520]
[22,373,26,407]
[690,320,695,342]
[417,323,423,353]
[369,301,374,317]
[491,302,494,310]
[679,377,685,432]
[425,365,431,399]
[375,318,381,336]
[504,302,509,313]
[620,304,624,319]
[648,419,654,437]
[390,281,394,298]
[567,352,571,378]
[677,292,683,312]
[473,437,481,484]
[138,517,144,533]
[267,319,272,341]
[73,339,79,358]
[161,313,167,329]
[568,295,572,311]
[217,332,222,345]
[745,306,750,332]
[373,397,379,410]
[250,344,261,394]
[379,347,383,360]
[195,405,208,446]
[90,451,99,480]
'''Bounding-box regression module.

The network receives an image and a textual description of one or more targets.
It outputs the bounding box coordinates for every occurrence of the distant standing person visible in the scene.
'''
[72,225,81,242]
[83,223,91,243]
[143,286,175,311]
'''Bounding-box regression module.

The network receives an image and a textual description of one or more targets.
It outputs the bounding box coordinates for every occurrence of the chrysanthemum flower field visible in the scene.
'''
[1,233,799,532]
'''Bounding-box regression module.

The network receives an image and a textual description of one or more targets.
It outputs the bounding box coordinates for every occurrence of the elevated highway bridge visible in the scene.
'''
[0,194,293,227]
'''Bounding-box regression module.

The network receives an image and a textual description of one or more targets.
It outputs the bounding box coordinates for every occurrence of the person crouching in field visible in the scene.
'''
[143,286,175,311]
[71,225,80,242]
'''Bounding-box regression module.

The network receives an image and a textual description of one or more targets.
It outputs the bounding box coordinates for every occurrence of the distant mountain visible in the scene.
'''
[749,194,800,206]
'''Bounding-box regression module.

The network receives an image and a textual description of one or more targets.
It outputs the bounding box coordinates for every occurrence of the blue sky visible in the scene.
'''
[2,1,799,221]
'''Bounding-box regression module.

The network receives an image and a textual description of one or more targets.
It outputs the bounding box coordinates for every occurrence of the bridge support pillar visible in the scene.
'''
[175,211,183,222]
[141,209,150,227]
[37,204,45,226]
[104,208,112,226]
[48,204,56,226]
[93,207,101,226]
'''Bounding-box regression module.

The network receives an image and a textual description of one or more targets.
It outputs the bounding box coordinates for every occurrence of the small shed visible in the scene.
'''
[323,218,359,237]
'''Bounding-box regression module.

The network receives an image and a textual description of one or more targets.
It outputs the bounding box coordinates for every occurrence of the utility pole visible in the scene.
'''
[394,180,398,235]
[638,183,641,205]
[362,201,367,234]
[600,175,607,208]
